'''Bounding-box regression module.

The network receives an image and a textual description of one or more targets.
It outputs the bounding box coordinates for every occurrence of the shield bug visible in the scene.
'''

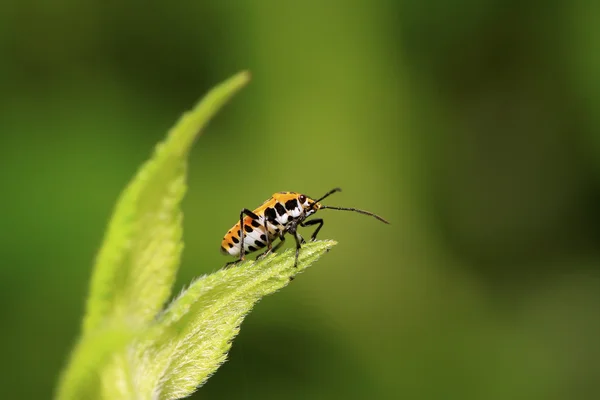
[221,188,389,268]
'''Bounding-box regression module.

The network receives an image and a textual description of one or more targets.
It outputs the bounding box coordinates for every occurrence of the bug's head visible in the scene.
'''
[303,188,343,216]
[307,187,390,224]
[298,193,321,217]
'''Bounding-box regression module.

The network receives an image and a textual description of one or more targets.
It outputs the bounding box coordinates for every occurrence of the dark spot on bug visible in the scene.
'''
[275,202,286,216]
[232,236,239,244]
[299,194,306,203]
[236,230,241,237]
[285,199,298,211]
[248,245,257,252]
[260,234,267,241]
[268,219,279,227]
[227,242,233,249]
[265,207,277,221]
[254,241,264,248]
[221,246,227,253]
[251,219,260,228]
[244,224,253,233]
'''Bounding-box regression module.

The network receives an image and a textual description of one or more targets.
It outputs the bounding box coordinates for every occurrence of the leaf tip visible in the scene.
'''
[239,69,252,81]
[230,70,252,89]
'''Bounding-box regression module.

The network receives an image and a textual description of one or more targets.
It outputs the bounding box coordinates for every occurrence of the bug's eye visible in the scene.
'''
[299,194,306,203]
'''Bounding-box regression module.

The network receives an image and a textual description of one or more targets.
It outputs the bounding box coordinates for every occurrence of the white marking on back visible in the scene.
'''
[244,227,264,247]
[276,213,289,225]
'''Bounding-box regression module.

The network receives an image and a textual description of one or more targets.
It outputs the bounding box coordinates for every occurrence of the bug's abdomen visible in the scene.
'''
[220,216,281,256]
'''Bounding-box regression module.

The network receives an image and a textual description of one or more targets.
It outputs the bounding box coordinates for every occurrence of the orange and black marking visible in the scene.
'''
[221,188,389,268]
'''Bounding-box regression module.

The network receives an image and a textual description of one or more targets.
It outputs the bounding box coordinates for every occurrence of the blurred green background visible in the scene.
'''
[2,1,600,399]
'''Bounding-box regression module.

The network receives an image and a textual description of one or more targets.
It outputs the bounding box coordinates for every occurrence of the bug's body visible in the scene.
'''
[220,188,389,268]
[220,192,319,257]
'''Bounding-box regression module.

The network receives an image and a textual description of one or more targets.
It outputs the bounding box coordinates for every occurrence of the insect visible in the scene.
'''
[220,187,389,268]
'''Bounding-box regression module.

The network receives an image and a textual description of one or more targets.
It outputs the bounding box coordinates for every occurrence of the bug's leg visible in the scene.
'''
[272,232,286,252]
[238,208,261,262]
[263,219,271,251]
[292,231,302,268]
[301,218,324,242]
[237,209,246,262]
[223,260,238,269]
[257,231,285,260]
[256,220,274,260]
[254,218,272,260]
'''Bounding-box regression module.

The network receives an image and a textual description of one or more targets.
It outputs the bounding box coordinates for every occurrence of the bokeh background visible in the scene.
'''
[2,1,600,399]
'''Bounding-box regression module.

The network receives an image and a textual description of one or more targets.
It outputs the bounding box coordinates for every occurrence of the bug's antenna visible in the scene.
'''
[314,187,342,204]
[307,187,342,213]
[320,206,390,224]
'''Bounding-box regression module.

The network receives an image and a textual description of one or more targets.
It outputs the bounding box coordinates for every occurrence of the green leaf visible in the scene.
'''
[82,70,251,333]
[55,328,137,400]
[56,71,250,400]
[56,70,337,400]
[138,241,336,400]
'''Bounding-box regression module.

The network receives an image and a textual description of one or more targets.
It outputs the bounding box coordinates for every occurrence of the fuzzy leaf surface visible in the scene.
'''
[83,71,250,333]
[56,71,250,400]
[140,241,336,400]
